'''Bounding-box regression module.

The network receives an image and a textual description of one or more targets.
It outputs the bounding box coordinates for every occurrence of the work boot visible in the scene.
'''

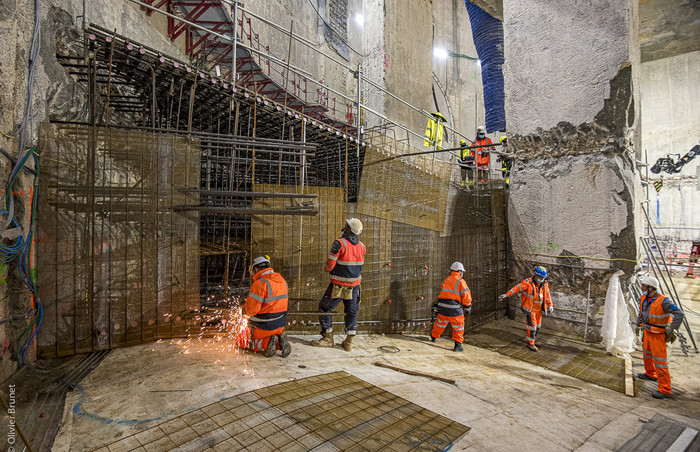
[637,373,658,382]
[527,343,539,352]
[264,335,279,358]
[652,391,672,399]
[342,335,354,352]
[453,341,463,352]
[430,336,436,343]
[310,332,334,348]
[279,332,292,358]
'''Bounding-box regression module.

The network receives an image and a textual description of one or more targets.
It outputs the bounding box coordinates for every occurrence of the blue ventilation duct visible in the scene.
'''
[465,1,506,132]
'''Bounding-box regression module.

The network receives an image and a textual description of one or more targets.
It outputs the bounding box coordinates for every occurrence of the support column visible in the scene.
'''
[502,0,641,341]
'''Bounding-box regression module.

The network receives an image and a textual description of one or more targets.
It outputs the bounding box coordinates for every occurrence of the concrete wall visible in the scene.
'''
[640,51,700,246]
[432,0,486,149]
[0,0,188,382]
[503,0,641,341]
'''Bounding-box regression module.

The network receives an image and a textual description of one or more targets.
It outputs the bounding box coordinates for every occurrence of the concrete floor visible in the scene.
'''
[49,309,700,451]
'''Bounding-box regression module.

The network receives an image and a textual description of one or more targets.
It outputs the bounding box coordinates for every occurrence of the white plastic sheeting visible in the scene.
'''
[601,270,637,357]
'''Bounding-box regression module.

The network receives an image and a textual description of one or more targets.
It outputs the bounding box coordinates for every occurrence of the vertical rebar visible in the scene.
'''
[583,281,590,342]
[231,1,238,85]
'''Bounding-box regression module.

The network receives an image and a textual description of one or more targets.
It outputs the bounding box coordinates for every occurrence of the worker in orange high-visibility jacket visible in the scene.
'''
[310,218,366,352]
[244,256,291,358]
[500,266,553,352]
[471,126,494,186]
[635,275,684,399]
[430,262,472,352]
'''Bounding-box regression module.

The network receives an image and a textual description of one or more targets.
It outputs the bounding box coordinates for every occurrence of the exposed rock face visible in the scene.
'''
[502,0,641,339]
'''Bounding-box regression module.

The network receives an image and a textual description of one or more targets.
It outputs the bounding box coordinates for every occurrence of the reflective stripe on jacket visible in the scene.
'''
[638,293,680,334]
[437,271,472,317]
[325,235,366,287]
[472,137,493,168]
[423,117,444,149]
[245,268,288,330]
[506,277,552,312]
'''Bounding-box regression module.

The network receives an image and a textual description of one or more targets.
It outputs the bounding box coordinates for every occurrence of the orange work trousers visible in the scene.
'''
[642,330,671,394]
[244,326,284,353]
[431,314,465,343]
[525,308,542,345]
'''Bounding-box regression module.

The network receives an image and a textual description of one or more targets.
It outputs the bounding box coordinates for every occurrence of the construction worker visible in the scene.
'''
[499,266,553,352]
[472,126,494,186]
[430,262,472,352]
[635,275,684,399]
[496,136,513,186]
[424,112,447,150]
[310,218,366,352]
[243,256,291,358]
[458,139,475,188]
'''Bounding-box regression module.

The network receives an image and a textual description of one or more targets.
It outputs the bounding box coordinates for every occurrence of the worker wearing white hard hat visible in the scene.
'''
[635,274,684,399]
[430,262,472,352]
[310,218,366,352]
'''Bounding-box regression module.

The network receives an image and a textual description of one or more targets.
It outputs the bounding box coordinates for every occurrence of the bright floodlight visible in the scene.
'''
[355,13,364,26]
[433,47,448,59]
[476,59,482,66]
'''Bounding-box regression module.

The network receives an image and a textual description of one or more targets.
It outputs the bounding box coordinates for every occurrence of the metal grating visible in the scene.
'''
[100,371,470,452]
[465,324,643,394]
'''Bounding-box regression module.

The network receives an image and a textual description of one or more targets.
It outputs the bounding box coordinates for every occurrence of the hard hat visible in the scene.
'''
[250,255,271,273]
[640,275,659,289]
[346,218,363,235]
[252,255,270,267]
[432,112,446,120]
[534,266,548,278]
[477,125,486,133]
[499,136,508,143]
[450,262,465,272]
[460,140,466,146]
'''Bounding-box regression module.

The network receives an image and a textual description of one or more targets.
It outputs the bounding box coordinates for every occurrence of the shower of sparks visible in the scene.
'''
[159,296,254,357]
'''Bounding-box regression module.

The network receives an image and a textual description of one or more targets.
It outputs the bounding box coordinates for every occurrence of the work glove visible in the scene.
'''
[665,327,677,344]
[431,303,439,315]
[499,294,508,301]
[547,306,553,315]
[464,306,472,315]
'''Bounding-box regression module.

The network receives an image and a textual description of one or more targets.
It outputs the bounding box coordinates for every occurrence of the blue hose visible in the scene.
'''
[465,2,506,132]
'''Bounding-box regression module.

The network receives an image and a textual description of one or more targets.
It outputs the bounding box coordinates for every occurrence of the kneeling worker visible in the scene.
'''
[244,256,291,358]
[431,262,472,352]
[636,275,684,399]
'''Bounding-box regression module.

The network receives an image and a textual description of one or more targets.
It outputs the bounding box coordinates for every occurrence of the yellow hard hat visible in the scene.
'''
[499,136,508,143]
[432,112,446,120]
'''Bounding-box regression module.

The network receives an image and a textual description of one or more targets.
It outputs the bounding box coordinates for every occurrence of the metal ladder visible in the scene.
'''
[639,205,698,354]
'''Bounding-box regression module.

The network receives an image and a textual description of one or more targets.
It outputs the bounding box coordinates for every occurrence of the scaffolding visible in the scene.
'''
[37,13,510,356]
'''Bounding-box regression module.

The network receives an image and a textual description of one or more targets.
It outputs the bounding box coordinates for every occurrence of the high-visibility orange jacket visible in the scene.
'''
[472,137,493,168]
[637,292,683,334]
[325,233,366,287]
[245,267,288,330]
[436,271,472,317]
[506,277,552,313]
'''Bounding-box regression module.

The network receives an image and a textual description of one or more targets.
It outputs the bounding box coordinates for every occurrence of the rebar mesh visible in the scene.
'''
[37,124,200,358]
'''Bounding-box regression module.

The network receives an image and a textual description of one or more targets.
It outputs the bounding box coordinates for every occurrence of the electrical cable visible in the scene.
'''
[15,150,42,367]
[17,0,41,151]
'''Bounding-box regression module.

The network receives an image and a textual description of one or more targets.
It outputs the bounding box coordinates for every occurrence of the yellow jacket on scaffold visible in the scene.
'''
[424,113,445,149]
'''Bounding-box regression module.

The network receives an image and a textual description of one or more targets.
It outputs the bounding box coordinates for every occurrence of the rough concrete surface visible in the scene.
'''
[46,302,700,451]
[503,0,638,135]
